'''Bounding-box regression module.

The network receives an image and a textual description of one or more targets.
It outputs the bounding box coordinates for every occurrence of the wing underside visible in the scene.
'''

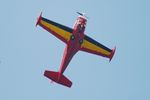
[80,35,115,61]
[36,13,73,43]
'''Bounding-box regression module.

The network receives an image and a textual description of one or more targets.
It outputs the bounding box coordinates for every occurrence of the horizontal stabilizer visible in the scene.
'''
[44,70,72,88]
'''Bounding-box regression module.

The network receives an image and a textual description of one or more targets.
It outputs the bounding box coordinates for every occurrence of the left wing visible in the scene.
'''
[36,13,73,44]
[80,35,116,61]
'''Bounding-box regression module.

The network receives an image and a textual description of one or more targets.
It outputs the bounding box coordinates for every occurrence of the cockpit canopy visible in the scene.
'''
[77,16,87,25]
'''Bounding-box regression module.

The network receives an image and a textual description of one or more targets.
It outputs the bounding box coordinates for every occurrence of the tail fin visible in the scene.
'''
[44,70,72,88]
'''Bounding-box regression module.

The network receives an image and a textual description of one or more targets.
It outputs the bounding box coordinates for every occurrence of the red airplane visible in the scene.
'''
[36,12,116,88]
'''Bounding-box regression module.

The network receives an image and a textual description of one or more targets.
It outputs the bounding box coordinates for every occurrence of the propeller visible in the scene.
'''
[77,12,84,16]
[77,12,88,19]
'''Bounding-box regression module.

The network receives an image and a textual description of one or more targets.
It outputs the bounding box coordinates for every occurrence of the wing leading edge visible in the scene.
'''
[80,35,116,61]
[36,13,73,43]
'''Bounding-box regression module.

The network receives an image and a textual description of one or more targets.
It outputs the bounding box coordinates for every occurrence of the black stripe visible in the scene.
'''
[84,35,112,52]
[42,17,73,33]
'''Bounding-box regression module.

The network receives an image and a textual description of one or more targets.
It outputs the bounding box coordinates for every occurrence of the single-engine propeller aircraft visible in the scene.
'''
[36,12,116,88]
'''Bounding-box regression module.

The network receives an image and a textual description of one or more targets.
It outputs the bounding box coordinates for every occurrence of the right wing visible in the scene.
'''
[36,13,73,44]
[80,35,116,61]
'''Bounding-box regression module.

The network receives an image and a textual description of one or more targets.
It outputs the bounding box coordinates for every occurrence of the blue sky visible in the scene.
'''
[0,0,150,100]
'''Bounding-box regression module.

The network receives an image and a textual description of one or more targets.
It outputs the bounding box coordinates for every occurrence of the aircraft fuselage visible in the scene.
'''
[59,16,87,75]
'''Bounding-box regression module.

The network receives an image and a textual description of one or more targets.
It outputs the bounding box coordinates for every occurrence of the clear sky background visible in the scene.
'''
[0,0,150,100]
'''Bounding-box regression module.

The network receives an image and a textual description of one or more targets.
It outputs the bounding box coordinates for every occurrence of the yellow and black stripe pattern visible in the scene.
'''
[39,17,73,43]
[81,35,112,57]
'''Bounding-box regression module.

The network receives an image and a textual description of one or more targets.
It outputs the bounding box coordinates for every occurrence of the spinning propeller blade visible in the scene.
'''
[77,12,88,19]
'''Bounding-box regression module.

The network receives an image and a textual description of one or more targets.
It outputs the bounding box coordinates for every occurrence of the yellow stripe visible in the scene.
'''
[82,40,111,56]
[40,20,71,41]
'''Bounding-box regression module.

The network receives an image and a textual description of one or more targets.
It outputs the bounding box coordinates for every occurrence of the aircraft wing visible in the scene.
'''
[36,13,73,43]
[80,35,116,61]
